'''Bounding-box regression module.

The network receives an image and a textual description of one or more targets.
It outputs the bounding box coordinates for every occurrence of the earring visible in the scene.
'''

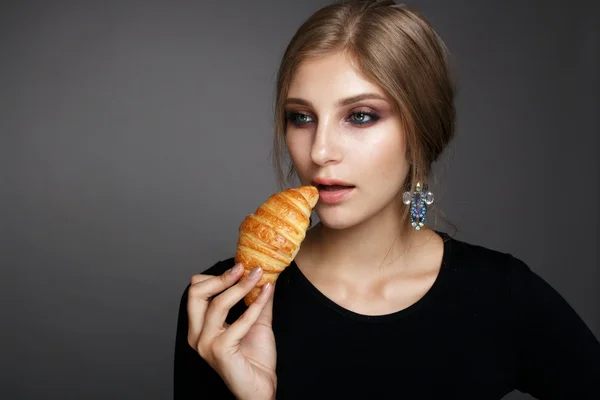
[403,182,434,230]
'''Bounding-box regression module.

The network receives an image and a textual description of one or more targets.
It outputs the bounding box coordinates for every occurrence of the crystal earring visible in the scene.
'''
[402,182,434,230]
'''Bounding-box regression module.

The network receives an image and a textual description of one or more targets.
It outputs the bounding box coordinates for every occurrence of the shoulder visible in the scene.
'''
[440,232,540,303]
[442,232,529,276]
[441,233,582,315]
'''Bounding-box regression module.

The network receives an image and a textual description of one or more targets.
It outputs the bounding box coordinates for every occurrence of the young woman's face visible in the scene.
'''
[285,52,410,229]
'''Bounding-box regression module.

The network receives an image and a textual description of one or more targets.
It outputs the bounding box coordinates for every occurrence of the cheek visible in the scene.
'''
[285,132,311,168]
[358,130,407,181]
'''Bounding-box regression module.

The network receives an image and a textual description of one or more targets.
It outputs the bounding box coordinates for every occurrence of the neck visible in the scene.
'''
[305,200,424,280]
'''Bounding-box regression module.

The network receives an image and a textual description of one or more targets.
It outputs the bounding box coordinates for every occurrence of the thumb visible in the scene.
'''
[256,281,276,326]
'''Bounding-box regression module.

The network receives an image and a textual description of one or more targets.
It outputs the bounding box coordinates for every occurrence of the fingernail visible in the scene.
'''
[228,264,242,275]
[248,266,262,279]
[261,282,271,294]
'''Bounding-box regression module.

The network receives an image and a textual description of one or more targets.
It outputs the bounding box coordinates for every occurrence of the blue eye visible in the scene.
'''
[286,112,314,126]
[348,112,379,125]
[286,110,380,127]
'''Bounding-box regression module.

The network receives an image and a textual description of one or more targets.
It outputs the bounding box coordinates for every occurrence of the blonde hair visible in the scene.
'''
[271,0,457,228]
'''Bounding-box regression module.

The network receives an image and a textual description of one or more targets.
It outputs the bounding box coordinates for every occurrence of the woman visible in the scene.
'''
[174,1,600,399]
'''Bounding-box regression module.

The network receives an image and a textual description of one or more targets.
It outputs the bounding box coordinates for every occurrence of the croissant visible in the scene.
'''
[235,185,319,306]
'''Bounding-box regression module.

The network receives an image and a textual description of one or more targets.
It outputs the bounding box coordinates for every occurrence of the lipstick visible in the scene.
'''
[312,177,356,205]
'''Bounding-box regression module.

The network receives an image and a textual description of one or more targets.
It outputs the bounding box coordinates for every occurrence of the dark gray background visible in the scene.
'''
[2,0,598,399]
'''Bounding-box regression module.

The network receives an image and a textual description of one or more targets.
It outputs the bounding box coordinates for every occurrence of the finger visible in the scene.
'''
[256,280,276,328]
[187,264,245,345]
[218,282,273,348]
[202,266,263,339]
[190,274,212,285]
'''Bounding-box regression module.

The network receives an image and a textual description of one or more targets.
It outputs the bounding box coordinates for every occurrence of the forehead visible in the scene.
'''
[287,52,388,102]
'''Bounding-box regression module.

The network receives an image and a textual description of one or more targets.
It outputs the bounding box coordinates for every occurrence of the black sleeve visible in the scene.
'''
[173,277,237,399]
[509,256,600,399]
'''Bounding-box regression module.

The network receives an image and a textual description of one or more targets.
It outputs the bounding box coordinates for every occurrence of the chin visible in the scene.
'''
[317,218,354,230]
[314,205,366,230]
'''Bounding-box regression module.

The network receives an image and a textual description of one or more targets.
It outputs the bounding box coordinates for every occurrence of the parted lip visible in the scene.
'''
[312,177,355,187]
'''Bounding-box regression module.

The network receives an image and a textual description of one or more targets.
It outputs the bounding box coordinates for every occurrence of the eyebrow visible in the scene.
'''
[284,93,388,108]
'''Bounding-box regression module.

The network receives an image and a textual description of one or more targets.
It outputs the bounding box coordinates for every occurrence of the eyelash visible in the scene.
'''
[285,110,381,127]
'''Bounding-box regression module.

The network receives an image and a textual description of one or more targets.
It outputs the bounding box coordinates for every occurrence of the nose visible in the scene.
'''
[310,117,343,166]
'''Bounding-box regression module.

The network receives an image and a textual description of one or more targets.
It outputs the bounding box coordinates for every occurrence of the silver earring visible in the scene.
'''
[403,182,434,230]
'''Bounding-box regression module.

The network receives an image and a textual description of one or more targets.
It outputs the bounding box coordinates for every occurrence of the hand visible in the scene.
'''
[187,263,277,400]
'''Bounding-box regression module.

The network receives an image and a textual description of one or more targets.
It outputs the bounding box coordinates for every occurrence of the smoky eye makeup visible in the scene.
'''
[344,105,381,128]
[345,106,382,126]
[285,110,315,126]
[284,104,385,127]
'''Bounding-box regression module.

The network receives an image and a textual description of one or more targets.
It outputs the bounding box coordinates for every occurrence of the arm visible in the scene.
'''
[173,283,237,400]
[509,256,600,399]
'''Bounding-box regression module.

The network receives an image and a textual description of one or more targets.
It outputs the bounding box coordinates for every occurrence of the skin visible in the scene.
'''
[285,51,445,316]
[186,50,444,399]
[187,265,277,400]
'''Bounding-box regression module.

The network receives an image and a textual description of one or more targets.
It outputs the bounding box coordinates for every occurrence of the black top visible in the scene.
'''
[173,232,600,399]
